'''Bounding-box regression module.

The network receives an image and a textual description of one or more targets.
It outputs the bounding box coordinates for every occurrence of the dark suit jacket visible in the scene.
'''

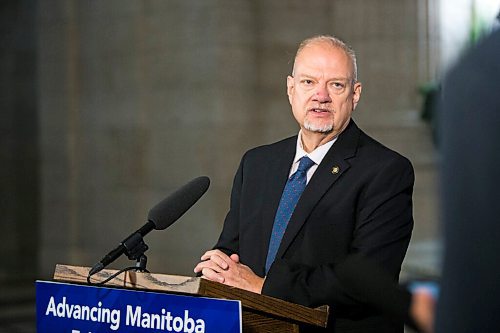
[215,120,414,332]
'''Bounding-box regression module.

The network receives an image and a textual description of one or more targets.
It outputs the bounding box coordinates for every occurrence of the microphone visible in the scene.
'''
[88,176,210,276]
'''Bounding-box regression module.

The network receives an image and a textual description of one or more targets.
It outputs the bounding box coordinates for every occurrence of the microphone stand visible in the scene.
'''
[135,254,148,272]
[87,233,150,285]
[122,232,149,272]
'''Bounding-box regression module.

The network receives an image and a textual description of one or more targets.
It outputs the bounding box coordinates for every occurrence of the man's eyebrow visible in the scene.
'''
[328,77,351,81]
[294,73,318,80]
[296,73,315,78]
[296,74,351,82]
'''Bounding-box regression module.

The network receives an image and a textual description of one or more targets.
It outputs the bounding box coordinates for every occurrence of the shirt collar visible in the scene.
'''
[293,130,337,166]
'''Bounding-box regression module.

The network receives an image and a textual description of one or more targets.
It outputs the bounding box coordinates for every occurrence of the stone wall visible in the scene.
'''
[37,0,439,278]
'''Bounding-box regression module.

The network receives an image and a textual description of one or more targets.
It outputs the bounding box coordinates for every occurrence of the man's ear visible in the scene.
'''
[287,75,294,104]
[352,82,362,110]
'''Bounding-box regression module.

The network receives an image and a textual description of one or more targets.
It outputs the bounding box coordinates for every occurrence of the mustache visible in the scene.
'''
[307,107,334,113]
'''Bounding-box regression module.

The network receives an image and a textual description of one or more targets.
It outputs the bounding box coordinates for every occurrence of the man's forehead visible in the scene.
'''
[296,42,348,60]
[293,43,353,76]
[294,57,352,79]
[295,72,351,82]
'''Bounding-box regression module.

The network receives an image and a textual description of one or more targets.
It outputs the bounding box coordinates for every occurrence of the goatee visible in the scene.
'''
[304,119,334,133]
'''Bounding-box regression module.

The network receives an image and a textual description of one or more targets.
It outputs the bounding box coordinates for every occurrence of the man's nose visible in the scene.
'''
[314,84,332,103]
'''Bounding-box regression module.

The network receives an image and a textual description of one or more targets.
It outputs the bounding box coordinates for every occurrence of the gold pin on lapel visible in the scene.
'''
[331,166,340,174]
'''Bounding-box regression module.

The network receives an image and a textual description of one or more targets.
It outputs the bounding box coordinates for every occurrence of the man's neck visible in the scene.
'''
[300,131,337,153]
[300,120,351,153]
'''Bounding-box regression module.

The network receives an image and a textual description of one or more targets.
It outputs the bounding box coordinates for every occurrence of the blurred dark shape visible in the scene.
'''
[435,27,500,332]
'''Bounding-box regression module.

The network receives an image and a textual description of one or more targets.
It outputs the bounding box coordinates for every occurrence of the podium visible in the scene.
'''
[43,264,329,332]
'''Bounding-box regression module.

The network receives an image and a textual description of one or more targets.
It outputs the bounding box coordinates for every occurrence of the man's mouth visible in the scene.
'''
[308,108,331,113]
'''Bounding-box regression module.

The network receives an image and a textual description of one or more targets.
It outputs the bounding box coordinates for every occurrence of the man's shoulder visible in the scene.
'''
[339,120,411,163]
[243,136,297,159]
[356,129,413,170]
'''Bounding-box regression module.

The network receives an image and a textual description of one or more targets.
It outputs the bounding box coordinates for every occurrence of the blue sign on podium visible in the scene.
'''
[36,280,242,333]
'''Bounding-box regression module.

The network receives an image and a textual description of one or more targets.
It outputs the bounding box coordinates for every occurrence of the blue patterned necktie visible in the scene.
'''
[265,156,315,273]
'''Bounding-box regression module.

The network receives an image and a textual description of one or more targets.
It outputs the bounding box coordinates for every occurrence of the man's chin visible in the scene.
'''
[304,122,334,134]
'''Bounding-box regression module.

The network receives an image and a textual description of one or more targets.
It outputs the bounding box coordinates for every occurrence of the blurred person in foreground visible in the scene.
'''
[194,35,414,332]
[335,27,500,333]
[435,25,500,332]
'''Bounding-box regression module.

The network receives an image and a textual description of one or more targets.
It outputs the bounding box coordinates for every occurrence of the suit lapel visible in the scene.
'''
[275,121,361,260]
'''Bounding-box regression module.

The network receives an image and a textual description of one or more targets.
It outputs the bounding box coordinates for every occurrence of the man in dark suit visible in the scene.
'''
[195,35,414,332]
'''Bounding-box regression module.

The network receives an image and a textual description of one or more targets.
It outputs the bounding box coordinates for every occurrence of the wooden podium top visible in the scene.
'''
[54,264,329,328]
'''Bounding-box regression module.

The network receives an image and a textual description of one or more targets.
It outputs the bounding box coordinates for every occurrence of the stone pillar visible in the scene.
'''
[0,0,38,282]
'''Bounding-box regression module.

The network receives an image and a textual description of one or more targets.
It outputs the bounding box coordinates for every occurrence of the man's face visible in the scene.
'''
[287,42,362,137]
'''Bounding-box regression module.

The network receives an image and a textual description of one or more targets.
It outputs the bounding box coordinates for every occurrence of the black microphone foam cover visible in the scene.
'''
[147,176,210,230]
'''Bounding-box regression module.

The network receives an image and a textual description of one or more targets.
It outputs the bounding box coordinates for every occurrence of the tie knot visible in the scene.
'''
[297,156,315,173]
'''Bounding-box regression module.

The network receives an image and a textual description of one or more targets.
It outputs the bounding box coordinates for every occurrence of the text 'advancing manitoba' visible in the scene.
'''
[45,296,206,332]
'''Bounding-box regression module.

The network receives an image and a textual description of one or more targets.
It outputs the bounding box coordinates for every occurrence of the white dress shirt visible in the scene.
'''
[289,131,337,183]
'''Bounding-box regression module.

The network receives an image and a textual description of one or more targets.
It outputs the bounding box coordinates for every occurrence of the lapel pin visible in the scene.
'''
[331,166,340,174]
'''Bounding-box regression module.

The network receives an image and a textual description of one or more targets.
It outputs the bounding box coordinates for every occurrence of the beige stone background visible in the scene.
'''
[2,0,499,331]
